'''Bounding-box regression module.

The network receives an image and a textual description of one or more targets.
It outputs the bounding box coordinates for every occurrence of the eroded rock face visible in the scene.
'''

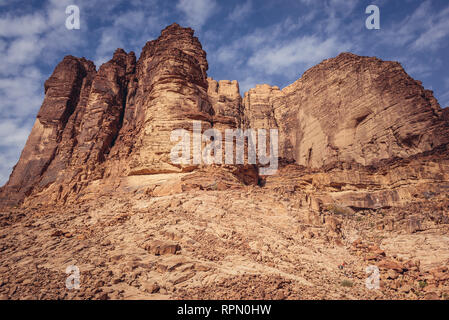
[264,144,449,210]
[242,84,281,130]
[0,23,250,207]
[1,23,449,301]
[0,56,96,207]
[71,49,136,171]
[207,78,241,120]
[21,49,135,205]
[243,53,449,167]
[105,23,215,178]
[1,25,449,208]
[443,108,449,122]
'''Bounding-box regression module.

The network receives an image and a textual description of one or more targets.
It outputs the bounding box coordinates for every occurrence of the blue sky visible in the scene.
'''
[1,0,449,186]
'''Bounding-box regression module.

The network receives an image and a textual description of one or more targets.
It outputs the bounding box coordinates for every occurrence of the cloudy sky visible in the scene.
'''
[1,0,449,186]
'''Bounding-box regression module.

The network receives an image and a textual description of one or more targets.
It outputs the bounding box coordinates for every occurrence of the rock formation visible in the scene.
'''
[1,23,449,301]
[0,56,96,207]
[243,53,449,167]
[1,24,449,208]
[443,107,449,122]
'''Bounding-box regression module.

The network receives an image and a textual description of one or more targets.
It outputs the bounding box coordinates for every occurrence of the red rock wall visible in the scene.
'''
[243,53,449,167]
[0,56,96,206]
[1,25,449,207]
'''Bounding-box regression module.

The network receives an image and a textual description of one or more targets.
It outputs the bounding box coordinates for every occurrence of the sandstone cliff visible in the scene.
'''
[443,107,449,122]
[243,53,449,167]
[0,56,96,207]
[1,23,448,208]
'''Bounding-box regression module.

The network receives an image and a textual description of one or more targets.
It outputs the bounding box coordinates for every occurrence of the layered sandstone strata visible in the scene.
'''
[207,77,242,127]
[1,24,448,208]
[2,23,449,302]
[112,23,214,177]
[0,56,96,207]
[443,107,449,122]
[243,53,449,167]
[0,24,249,206]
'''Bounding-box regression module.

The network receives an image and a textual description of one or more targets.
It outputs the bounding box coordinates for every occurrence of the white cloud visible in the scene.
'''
[0,67,44,119]
[209,14,351,92]
[403,63,433,79]
[3,36,44,67]
[378,1,449,52]
[95,28,125,66]
[113,10,146,30]
[176,0,218,29]
[411,8,449,50]
[322,0,359,33]
[93,5,166,65]
[295,0,359,35]
[228,0,252,22]
[0,119,33,147]
[0,118,34,187]
[214,18,302,65]
[248,36,350,77]
[0,13,47,37]
[0,0,86,75]
[216,45,239,64]
[239,76,259,94]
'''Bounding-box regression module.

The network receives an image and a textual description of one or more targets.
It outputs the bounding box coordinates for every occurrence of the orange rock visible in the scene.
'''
[377,260,407,273]
[144,240,181,255]
[368,245,386,257]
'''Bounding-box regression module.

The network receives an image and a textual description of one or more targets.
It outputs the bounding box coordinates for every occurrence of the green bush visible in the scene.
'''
[325,204,354,216]
[418,280,427,289]
[341,280,354,288]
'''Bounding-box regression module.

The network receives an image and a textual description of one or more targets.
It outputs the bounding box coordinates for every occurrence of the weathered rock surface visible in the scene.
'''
[1,171,448,300]
[443,107,449,122]
[264,144,449,211]
[243,53,449,167]
[112,23,214,177]
[1,23,449,300]
[242,84,281,130]
[0,48,136,206]
[0,56,96,207]
[207,77,242,127]
[2,24,448,208]
[1,24,242,206]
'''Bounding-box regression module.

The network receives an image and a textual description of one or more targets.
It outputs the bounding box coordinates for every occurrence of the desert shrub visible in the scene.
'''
[418,280,427,289]
[325,204,354,216]
[341,280,353,287]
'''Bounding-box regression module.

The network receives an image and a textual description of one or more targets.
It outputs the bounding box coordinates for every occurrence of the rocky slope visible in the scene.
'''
[0,23,449,300]
[1,164,448,300]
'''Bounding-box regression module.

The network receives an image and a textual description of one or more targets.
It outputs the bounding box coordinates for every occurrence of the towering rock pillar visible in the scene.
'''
[0,56,96,206]
[107,23,215,176]
[70,49,136,177]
